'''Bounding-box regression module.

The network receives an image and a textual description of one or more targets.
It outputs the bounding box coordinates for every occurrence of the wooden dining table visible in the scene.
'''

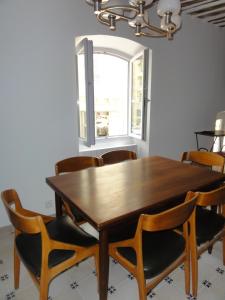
[46,156,225,300]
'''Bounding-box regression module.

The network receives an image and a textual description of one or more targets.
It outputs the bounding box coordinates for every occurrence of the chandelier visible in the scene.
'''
[86,0,182,39]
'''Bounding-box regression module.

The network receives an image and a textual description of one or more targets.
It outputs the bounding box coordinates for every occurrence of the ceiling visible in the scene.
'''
[181,0,225,28]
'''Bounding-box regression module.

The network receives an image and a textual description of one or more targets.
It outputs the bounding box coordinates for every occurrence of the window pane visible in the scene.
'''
[93,54,128,137]
[130,54,144,136]
[77,53,87,139]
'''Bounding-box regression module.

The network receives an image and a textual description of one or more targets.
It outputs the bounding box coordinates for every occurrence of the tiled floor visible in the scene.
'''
[1,225,225,300]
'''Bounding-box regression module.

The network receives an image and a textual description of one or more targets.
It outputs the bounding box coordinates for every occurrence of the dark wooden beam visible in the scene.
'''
[190,3,225,15]
[181,0,218,9]
[198,8,225,18]
[208,15,225,22]
[213,19,225,23]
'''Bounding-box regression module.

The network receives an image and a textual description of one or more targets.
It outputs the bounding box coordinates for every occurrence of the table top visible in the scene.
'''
[46,156,225,230]
[195,130,225,137]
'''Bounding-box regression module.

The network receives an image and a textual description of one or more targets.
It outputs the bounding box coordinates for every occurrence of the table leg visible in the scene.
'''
[55,193,63,217]
[99,229,109,300]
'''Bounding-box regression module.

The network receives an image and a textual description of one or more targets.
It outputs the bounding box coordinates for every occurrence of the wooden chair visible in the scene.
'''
[100,149,137,165]
[55,156,103,175]
[109,191,198,300]
[181,151,225,173]
[55,156,103,223]
[1,189,99,300]
[191,184,225,297]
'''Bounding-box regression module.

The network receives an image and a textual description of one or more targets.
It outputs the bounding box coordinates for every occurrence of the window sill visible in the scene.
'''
[79,136,137,155]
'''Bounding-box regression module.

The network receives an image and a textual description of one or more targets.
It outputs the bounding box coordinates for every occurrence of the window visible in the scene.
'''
[130,52,146,137]
[94,53,128,137]
[76,37,150,147]
[76,38,95,146]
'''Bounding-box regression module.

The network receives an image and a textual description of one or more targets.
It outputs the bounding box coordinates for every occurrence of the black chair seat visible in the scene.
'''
[108,221,137,243]
[196,206,225,246]
[69,205,85,223]
[117,230,185,279]
[16,216,98,277]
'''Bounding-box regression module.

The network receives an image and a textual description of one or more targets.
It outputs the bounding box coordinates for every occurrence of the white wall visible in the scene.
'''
[0,0,225,227]
[149,19,225,158]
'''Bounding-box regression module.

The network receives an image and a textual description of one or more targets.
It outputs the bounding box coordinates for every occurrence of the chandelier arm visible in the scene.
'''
[144,22,167,36]
[99,5,139,21]
[140,31,166,38]
[97,14,111,26]
[143,3,156,10]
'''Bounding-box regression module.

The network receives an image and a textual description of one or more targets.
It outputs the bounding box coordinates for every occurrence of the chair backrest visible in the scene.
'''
[100,150,137,165]
[181,151,225,173]
[139,191,198,232]
[1,189,42,234]
[55,156,103,175]
[196,184,225,208]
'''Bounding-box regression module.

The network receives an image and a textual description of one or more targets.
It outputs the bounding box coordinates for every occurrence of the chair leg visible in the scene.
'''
[136,275,147,300]
[223,236,225,266]
[39,275,50,300]
[184,258,190,295]
[14,247,20,289]
[94,250,100,293]
[191,250,198,298]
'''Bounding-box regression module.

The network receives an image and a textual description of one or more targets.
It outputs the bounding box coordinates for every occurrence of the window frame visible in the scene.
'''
[76,38,95,147]
[128,49,149,140]
[75,38,150,147]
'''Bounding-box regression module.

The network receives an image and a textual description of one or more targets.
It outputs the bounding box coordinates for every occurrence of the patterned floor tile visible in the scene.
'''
[108,277,140,300]
[14,286,39,300]
[66,259,94,282]
[54,285,84,300]
[197,285,225,300]
[48,267,74,298]
[76,273,99,300]
[154,283,188,300]
[108,261,129,287]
